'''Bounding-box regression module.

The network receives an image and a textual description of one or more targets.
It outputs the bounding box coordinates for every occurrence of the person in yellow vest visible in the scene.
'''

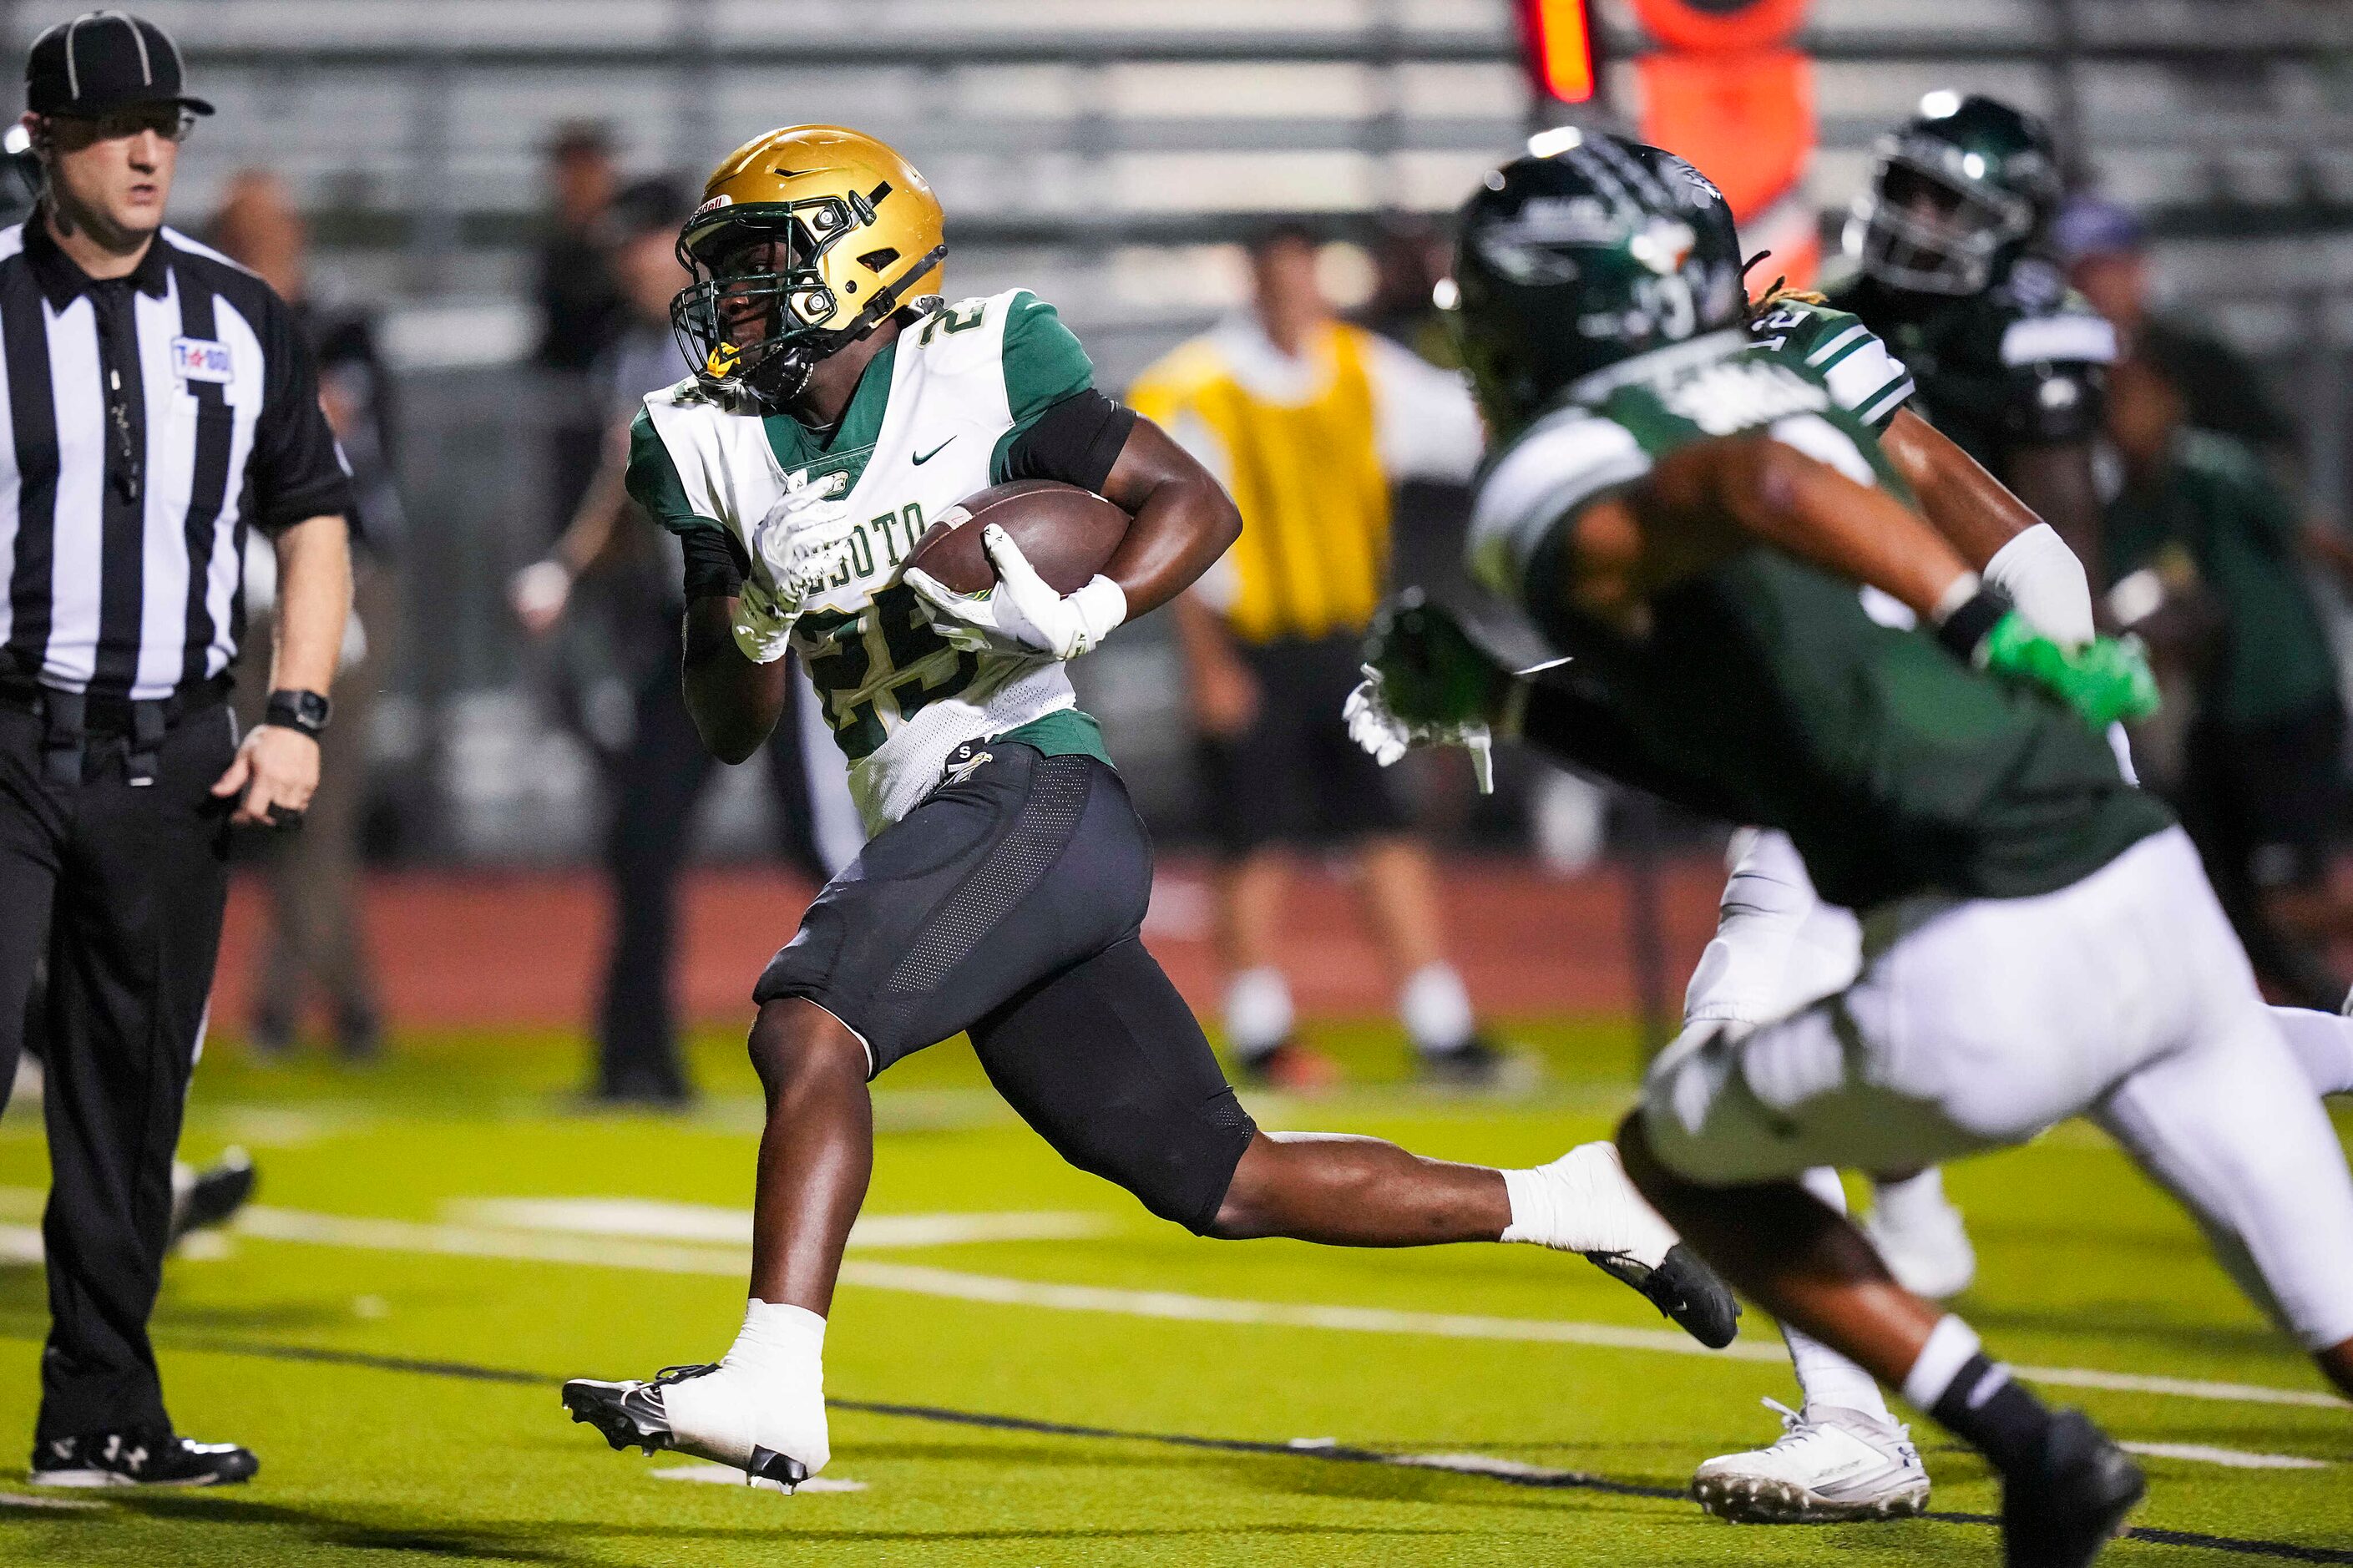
[1131,225,1500,1089]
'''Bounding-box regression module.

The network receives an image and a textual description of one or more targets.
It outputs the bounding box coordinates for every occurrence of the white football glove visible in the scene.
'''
[730,574,797,665]
[903,523,1127,661]
[731,473,856,665]
[1343,665,1497,793]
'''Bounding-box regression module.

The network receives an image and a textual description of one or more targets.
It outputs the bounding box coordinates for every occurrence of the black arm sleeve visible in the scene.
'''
[1001,389,1138,494]
[680,525,749,603]
[1521,676,1748,823]
[249,293,358,533]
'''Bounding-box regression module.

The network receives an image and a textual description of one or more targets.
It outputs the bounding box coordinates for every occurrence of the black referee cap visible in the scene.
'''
[25,11,212,119]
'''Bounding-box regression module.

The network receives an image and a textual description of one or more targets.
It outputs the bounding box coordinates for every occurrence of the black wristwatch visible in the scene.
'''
[265,688,332,739]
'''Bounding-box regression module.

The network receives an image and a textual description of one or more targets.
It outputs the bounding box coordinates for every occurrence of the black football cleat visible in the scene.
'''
[170,1147,256,1247]
[563,1364,809,1491]
[2001,1409,2145,1568]
[1584,1242,1743,1349]
[30,1430,257,1488]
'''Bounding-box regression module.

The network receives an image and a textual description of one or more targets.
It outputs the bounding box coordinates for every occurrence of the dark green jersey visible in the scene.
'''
[1829,260,2115,473]
[1468,332,2170,909]
[2106,430,2339,728]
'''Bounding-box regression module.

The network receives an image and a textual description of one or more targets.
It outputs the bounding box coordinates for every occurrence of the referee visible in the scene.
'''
[5,13,352,1487]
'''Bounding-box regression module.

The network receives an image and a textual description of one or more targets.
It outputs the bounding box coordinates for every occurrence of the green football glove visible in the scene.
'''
[1347,592,1515,791]
[1978,609,2161,729]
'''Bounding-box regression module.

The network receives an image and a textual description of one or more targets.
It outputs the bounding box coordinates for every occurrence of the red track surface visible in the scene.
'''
[210,855,1731,1034]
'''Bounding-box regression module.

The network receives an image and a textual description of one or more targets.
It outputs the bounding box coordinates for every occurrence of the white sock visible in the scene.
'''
[1399,963,1475,1055]
[1872,1167,1951,1229]
[1500,1141,1677,1264]
[1900,1314,1983,1412]
[2270,1005,2353,1097]
[660,1299,831,1479]
[1784,1166,1895,1424]
[1225,966,1293,1060]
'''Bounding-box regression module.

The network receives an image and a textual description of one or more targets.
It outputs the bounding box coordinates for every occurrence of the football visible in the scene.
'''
[903,479,1131,595]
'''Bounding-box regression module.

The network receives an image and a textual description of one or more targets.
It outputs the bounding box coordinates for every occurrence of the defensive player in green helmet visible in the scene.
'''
[1458,133,2116,1525]
[1673,136,2123,1524]
[1836,90,2114,595]
[1358,129,2353,1567]
[1829,91,2127,1306]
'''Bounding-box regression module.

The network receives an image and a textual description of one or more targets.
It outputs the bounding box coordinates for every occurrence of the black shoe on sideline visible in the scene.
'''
[1232,1038,1341,1092]
[1584,1242,1744,1350]
[169,1148,256,1247]
[1416,1036,1542,1092]
[30,1431,257,1488]
[337,1001,384,1062]
[2001,1409,2144,1568]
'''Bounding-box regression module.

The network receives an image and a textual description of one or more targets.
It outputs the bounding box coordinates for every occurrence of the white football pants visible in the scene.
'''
[1654,826,2353,1353]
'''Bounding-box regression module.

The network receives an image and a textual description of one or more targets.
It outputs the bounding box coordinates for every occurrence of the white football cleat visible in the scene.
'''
[564,1360,828,1492]
[1692,1399,1930,1524]
[1861,1184,1977,1299]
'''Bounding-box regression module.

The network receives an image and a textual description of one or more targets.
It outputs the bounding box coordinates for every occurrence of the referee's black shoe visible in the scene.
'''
[30,1431,257,1488]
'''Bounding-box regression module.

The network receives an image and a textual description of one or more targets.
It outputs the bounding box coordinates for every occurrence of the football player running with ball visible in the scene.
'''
[1354,131,2353,1566]
[559,126,1740,1493]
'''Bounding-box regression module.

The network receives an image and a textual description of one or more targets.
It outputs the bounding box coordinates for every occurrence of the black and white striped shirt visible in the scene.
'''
[0,217,351,704]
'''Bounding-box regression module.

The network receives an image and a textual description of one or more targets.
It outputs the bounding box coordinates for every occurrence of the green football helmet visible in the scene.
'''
[1847,92,2063,297]
[1452,130,1747,438]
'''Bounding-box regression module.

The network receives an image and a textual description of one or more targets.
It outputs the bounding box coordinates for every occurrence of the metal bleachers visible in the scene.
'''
[0,0,2340,859]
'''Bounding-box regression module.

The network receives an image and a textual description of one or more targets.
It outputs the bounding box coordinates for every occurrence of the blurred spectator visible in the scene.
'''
[1355,212,1458,368]
[2103,355,2353,1007]
[211,169,398,1059]
[534,122,626,535]
[509,178,858,1107]
[1129,224,1509,1089]
[2057,196,2299,459]
[1353,215,1610,867]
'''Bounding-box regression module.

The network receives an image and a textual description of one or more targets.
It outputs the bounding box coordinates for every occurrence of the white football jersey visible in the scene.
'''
[630,290,1098,832]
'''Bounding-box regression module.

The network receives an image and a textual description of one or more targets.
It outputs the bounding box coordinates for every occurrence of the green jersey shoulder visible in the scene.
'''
[1469,337,1905,605]
[1743,296,1915,430]
[620,287,1105,833]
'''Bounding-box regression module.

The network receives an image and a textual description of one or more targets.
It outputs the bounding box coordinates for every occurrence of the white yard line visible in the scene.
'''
[7,1196,2340,1415]
[650,1462,867,1492]
[0,1491,105,1509]
[838,1257,1774,1361]
[448,1198,1109,1249]
[2119,1442,2331,1471]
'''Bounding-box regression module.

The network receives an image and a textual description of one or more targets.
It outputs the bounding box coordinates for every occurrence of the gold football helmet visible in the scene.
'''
[671,124,948,404]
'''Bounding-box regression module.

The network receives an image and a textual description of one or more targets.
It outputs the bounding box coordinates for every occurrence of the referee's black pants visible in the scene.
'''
[0,697,235,1441]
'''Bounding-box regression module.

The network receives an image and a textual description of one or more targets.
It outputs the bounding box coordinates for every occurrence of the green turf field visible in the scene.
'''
[0,1021,2347,1566]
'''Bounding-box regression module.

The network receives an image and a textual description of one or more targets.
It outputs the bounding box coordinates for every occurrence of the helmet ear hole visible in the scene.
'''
[858,248,899,274]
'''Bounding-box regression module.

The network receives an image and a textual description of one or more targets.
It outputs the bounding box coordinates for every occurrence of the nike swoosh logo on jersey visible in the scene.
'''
[912,438,954,465]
